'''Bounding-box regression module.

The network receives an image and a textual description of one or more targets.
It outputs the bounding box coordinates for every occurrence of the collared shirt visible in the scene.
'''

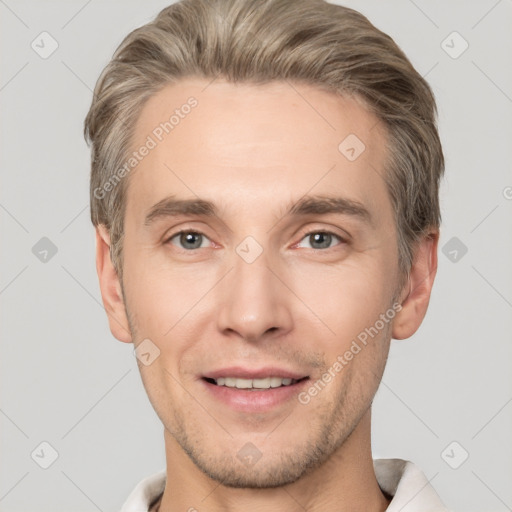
[120,458,451,511]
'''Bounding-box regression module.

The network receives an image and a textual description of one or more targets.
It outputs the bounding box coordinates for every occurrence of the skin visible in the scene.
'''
[96,78,438,512]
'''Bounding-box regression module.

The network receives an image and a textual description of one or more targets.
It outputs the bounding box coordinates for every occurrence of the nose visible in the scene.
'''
[216,244,293,343]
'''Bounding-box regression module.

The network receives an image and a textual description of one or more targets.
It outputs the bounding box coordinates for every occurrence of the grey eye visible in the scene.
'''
[169,231,209,250]
[298,231,343,250]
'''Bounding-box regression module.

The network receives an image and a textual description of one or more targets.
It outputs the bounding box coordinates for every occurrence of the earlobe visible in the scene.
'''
[392,231,439,340]
[95,225,132,343]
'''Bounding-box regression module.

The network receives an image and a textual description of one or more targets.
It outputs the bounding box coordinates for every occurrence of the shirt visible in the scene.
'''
[120,458,451,511]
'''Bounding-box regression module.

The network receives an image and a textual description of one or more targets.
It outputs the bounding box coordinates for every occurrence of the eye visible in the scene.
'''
[167,230,211,250]
[296,230,345,250]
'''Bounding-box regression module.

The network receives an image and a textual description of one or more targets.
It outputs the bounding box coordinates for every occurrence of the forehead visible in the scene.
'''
[126,78,390,220]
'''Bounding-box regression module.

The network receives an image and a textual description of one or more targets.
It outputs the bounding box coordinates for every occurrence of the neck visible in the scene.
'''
[157,409,390,512]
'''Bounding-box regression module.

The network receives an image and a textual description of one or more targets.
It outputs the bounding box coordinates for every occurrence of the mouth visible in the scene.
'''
[202,376,309,390]
[199,371,310,413]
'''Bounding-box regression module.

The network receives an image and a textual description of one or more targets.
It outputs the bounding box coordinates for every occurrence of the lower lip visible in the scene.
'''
[200,378,310,413]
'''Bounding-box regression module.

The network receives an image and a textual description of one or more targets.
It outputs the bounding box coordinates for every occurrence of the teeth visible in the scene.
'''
[214,377,296,389]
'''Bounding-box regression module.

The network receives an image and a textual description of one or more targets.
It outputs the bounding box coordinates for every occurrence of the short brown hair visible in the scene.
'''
[84,0,444,281]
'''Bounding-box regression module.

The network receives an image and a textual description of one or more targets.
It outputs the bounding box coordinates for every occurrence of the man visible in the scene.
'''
[84,0,448,510]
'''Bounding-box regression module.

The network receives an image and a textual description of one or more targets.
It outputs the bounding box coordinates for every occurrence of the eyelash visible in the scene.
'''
[165,229,347,251]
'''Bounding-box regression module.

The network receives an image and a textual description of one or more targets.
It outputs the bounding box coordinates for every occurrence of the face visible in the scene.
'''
[114,78,404,487]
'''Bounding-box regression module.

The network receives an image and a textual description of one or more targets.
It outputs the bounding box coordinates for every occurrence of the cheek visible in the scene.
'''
[291,260,395,343]
[122,244,213,338]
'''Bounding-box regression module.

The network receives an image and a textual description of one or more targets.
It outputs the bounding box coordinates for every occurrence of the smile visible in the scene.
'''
[204,376,307,390]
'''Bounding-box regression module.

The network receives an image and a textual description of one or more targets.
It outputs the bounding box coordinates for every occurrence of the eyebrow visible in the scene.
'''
[144,196,217,226]
[288,195,372,224]
[144,194,372,226]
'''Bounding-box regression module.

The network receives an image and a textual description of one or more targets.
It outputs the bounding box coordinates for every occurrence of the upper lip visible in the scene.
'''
[202,366,309,380]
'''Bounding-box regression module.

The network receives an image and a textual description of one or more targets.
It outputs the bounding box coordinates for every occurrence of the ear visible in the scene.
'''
[95,225,132,343]
[392,231,439,340]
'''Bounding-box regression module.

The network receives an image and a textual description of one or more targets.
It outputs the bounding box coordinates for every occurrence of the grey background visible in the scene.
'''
[1,0,511,510]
